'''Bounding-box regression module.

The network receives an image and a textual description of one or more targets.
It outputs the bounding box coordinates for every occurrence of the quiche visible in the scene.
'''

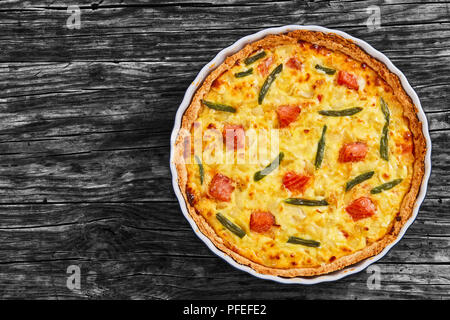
[174,30,426,277]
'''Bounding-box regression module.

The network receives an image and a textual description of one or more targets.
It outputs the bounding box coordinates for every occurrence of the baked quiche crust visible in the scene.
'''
[174,30,426,277]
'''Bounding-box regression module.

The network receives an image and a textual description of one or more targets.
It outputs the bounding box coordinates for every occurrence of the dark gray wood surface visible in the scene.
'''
[0,0,448,299]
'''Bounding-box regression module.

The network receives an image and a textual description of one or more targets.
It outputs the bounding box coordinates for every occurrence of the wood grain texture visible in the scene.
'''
[0,0,448,299]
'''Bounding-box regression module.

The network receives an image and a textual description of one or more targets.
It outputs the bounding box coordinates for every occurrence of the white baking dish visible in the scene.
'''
[169,25,432,284]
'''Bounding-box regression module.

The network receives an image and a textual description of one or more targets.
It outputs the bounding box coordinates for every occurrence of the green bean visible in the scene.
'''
[284,198,329,206]
[287,236,321,247]
[371,179,403,194]
[194,155,204,185]
[345,171,375,191]
[234,68,253,78]
[380,97,390,161]
[202,100,236,113]
[254,152,284,181]
[258,64,283,104]
[314,125,327,169]
[244,51,266,65]
[315,64,336,75]
[216,213,246,238]
[380,122,389,161]
[381,97,390,123]
[318,107,363,117]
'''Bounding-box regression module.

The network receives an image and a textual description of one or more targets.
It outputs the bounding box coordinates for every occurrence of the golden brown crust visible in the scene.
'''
[173,30,426,277]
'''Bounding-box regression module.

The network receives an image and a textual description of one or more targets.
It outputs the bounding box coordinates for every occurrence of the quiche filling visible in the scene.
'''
[182,38,416,270]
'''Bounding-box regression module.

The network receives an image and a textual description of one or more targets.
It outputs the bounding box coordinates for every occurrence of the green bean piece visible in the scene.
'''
[315,64,336,75]
[194,155,204,185]
[216,213,246,238]
[244,51,266,65]
[202,100,236,113]
[380,122,389,161]
[234,68,253,78]
[287,236,321,247]
[381,97,390,123]
[284,198,329,206]
[345,171,375,192]
[380,97,390,161]
[314,125,327,169]
[254,152,284,182]
[318,107,363,117]
[258,64,283,104]
[370,179,403,194]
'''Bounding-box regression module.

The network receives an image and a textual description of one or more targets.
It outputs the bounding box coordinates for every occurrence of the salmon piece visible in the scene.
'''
[346,197,376,221]
[276,105,301,128]
[250,211,275,233]
[209,173,234,202]
[282,171,310,194]
[222,124,245,150]
[286,57,302,70]
[338,142,368,162]
[337,70,359,90]
[257,56,274,76]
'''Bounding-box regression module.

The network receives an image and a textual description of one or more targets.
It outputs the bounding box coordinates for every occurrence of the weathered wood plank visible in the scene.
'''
[0,62,448,131]
[0,61,444,203]
[0,2,450,63]
[0,148,172,203]
[0,130,445,203]
[0,200,447,264]
[2,0,448,8]
[1,258,450,299]
[0,197,446,232]
[1,61,449,114]
[0,199,448,299]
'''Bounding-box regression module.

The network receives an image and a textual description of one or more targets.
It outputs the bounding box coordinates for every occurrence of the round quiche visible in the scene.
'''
[174,30,426,277]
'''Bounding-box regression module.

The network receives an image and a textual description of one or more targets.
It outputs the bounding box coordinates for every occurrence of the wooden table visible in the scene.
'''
[0,0,448,299]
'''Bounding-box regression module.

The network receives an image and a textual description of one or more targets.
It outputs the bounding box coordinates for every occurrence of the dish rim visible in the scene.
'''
[169,25,432,284]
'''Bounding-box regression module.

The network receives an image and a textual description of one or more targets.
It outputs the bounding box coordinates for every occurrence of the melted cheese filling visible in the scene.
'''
[185,42,414,269]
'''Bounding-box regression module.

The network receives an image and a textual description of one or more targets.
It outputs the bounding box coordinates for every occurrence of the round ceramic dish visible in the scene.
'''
[169,25,432,284]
